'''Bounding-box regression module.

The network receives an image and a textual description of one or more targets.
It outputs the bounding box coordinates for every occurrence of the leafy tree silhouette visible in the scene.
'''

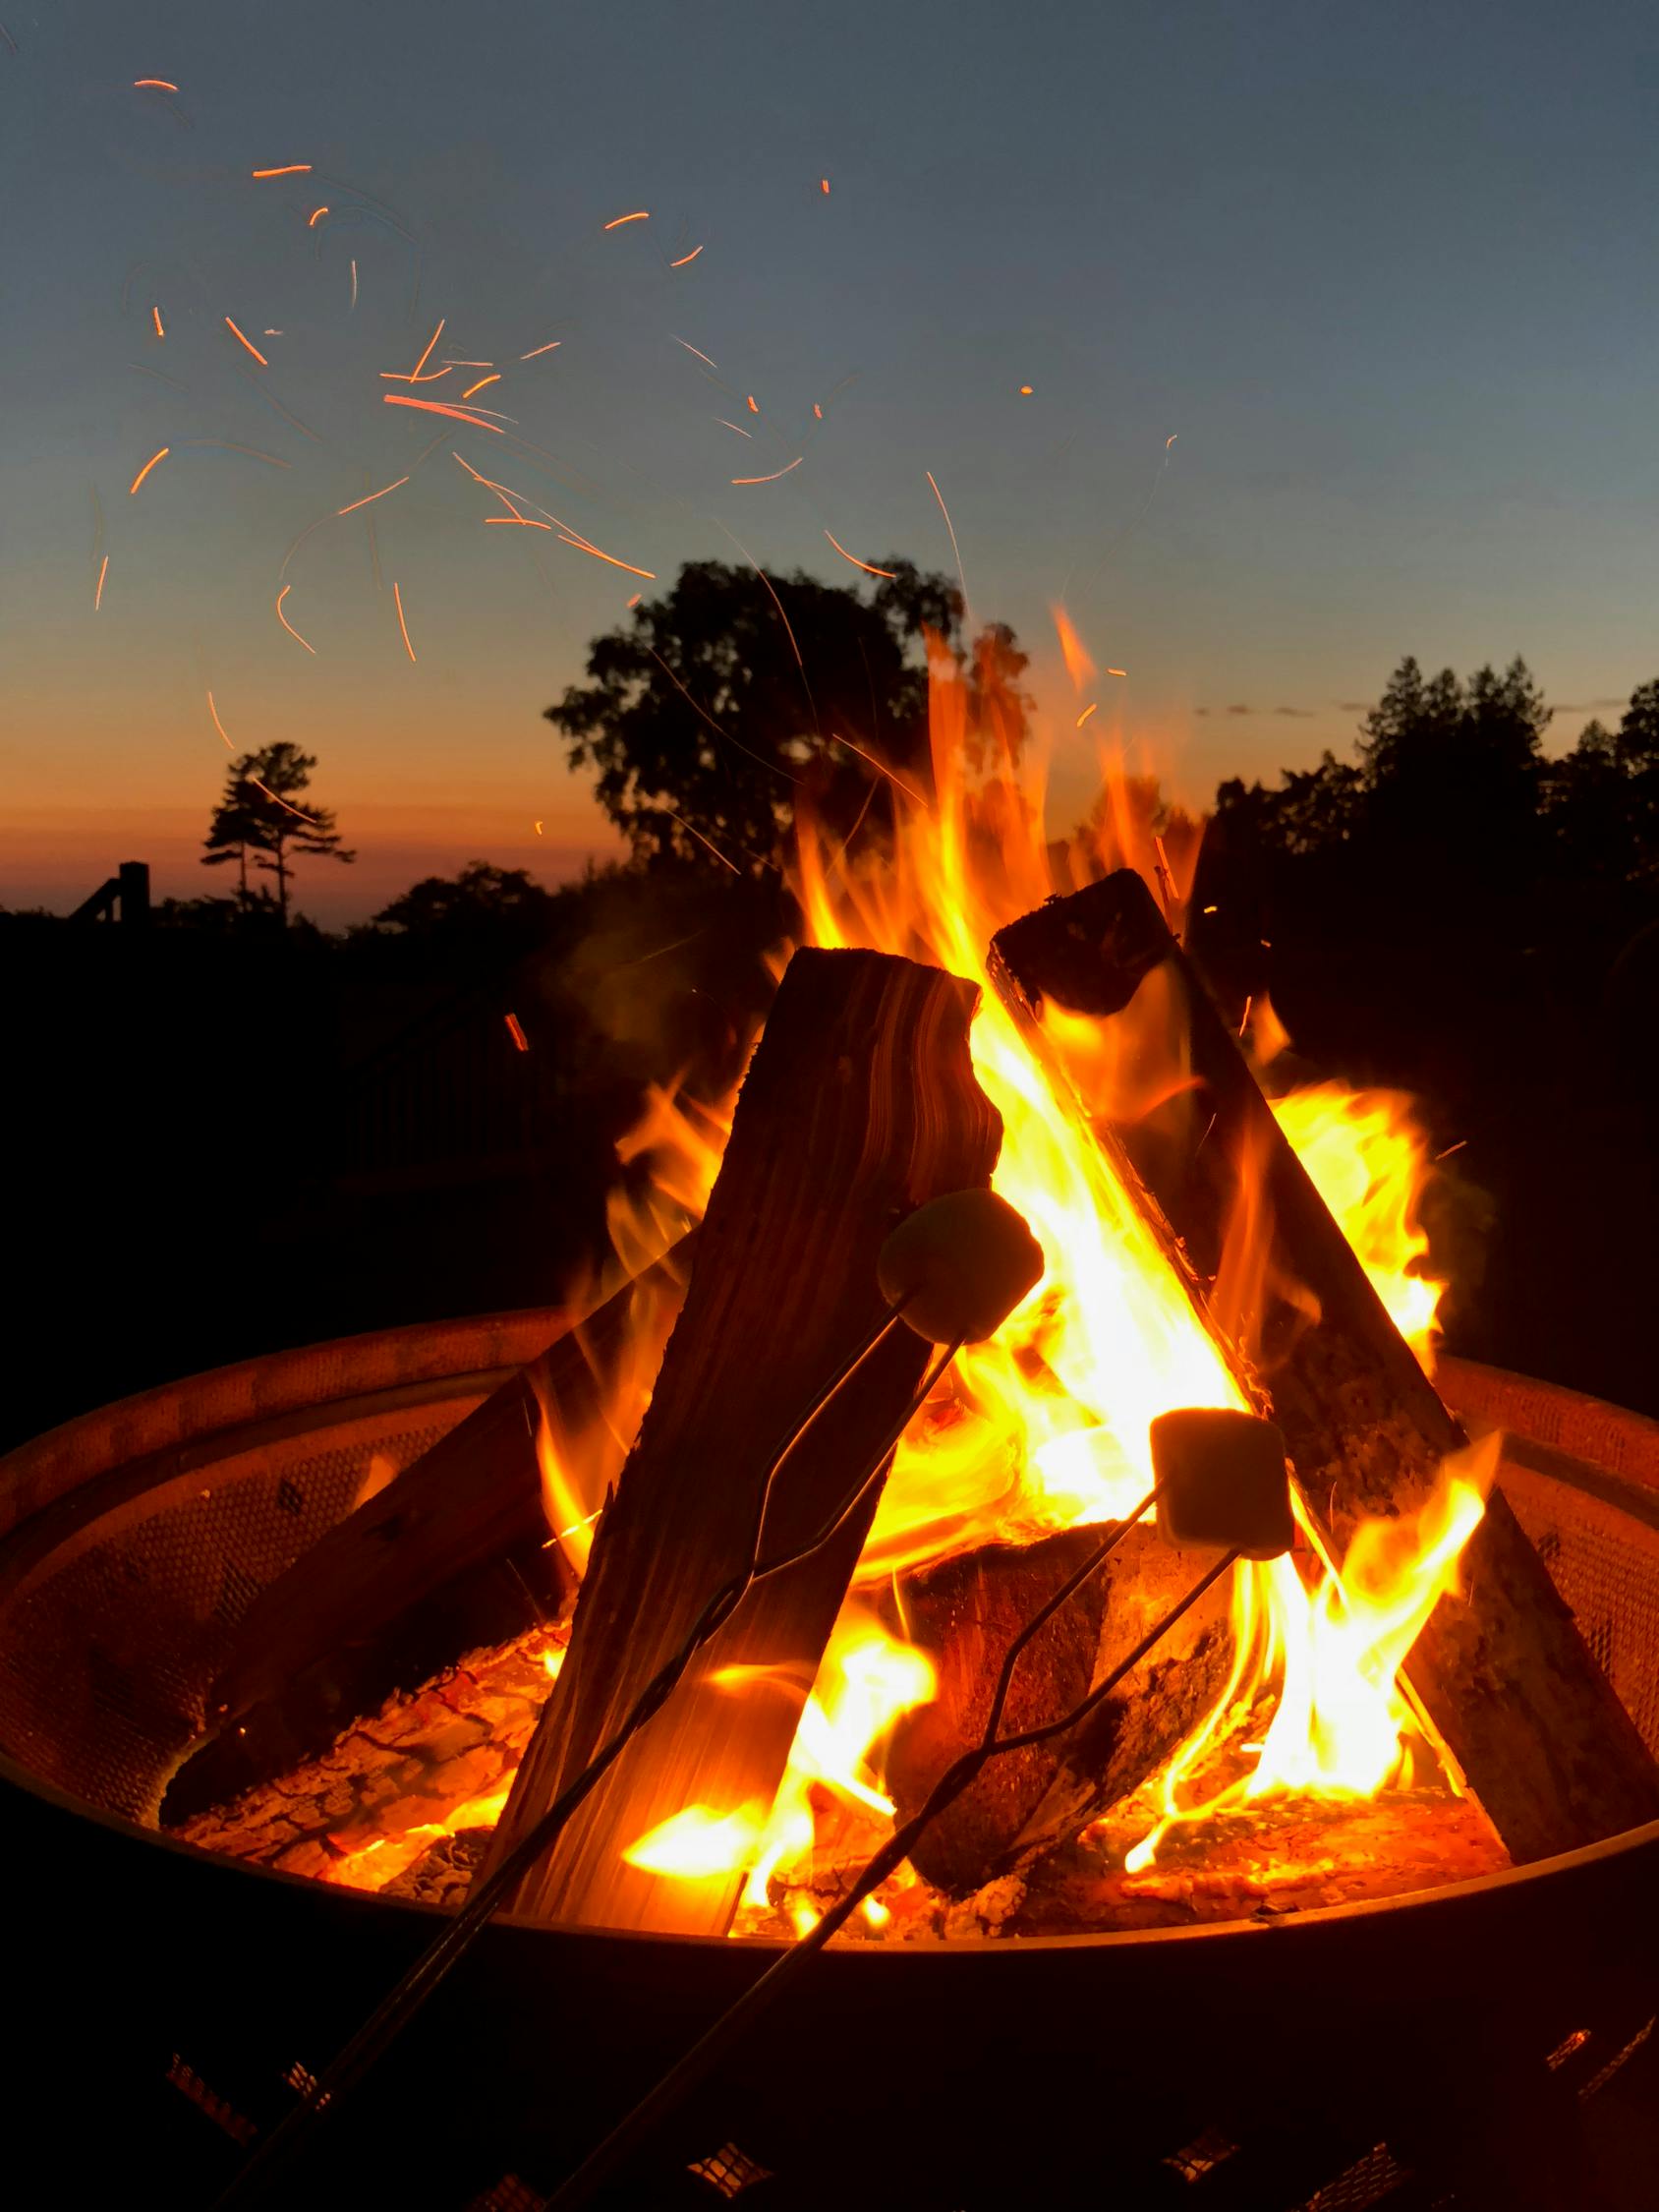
[373,860,557,945]
[202,743,354,925]
[544,558,1028,873]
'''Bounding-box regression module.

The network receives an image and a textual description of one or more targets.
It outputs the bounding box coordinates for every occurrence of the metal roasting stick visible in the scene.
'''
[543,1531,1244,2211]
[209,1308,958,2210]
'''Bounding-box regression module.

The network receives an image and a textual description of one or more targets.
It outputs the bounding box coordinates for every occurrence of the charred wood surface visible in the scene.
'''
[482,947,1002,1936]
[164,1250,689,1823]
[882,1524,1234,1892]
[990,871,1659,1862]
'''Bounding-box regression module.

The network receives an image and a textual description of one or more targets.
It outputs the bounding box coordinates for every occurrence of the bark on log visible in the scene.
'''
[989,869,1659,1862]
[482,946,1002,1936]
[882,1525,1235,1892]
[161,1248,690,1824]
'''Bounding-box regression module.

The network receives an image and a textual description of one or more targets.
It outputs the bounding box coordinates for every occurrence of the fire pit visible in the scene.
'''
[4,1318,1657,2210]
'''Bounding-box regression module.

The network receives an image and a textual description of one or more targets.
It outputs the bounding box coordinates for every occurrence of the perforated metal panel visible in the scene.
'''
[0,1415,453,1822]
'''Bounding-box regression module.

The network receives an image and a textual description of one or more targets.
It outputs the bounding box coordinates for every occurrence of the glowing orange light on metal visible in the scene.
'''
[308,205,328,227]
[674,336,719,370]
[460,373,500,398]
[223,317,268,366]
[1075,703,1098,728]
[275,584,316,655]
[602,210,650,229]
[382,394,505,433]
[252,164,311,178]
[504,1013,530,1053]
[94,554,109,610]
[133,78,179,90]
[392,580,418,663]
[519,339,562,360]
[128,445,170,495]
[669,246,704,266]
[335,476,409,515]
[731,456,802,486]
[823,532,896,579]
[151,306,165,339]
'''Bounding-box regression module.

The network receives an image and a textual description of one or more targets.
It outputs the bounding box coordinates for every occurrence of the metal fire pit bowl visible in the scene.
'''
[3,1318,1658,2212]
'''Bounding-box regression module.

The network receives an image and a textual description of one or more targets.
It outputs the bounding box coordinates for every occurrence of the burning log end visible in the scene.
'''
[883,1524,1235,1895]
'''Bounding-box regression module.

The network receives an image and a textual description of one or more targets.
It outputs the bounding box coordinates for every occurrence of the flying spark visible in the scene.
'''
[1107,667,1126,677]
[392,580,418,663]
[673,336,719,370]
[94,554,109,610]
[823,531,896,579]
[745,394,759,414]
[716,419,752,437]
[519,339,562,360]
[206,690,233,748]
[669,245,704,267]
[461,373,500,398]
[667,810,740,874]
[602,210,650,229]
[731,457,802,485]
[830,730,927,806]
[151,306,164,338]
[813,403,823,420]
[534,820,543,835]
[925,468,971,627]
[1075,703,1098,728]
[252,164,311,178]
[308,205,328,227]
[382,394,505,432]
[504,1013,530,1053]
[554,535,656,580]
[275,584,316,655]
[133,78,179,91]
[223,316,268,366]
[484,516,552,528]
[180,438,289,467]
[128,445,170,495]
[1018,384,1034,395]
[820,178,830,195]
[350,259,358,309]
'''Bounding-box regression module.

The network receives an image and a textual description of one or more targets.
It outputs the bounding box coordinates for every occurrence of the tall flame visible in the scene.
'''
[529,622,1479,1922]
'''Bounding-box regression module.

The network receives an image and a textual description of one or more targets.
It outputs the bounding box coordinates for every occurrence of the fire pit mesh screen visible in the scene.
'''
[0,1416,454,1823]
[1500,1463,1659,1758]
[1,1355,1658,1863]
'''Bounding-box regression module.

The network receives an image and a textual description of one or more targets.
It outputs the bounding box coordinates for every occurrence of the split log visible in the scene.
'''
[882,1525,1235,1892]
[990,870,1659,1862]
[481,946,1002,1936]
[161,1247,690,1824]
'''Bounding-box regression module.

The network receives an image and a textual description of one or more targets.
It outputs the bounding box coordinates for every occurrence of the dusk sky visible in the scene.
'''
[4,0,1656,924]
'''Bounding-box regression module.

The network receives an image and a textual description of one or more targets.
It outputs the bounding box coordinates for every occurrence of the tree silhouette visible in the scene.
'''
[202,743,354,925]
[372,860,558,950]
[544,558,1029,872]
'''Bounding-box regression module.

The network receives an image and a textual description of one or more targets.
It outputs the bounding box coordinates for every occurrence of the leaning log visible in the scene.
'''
[882,1524,1235,1892]
[162,1247,690,1823]
[989,870,1659,1862]
[482,946,1002,1936]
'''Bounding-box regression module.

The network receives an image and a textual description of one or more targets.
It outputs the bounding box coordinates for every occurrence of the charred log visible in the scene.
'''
[989,870,1659,1862]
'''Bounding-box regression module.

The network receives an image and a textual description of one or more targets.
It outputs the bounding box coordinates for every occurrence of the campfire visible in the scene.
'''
[167,636,1659,1960]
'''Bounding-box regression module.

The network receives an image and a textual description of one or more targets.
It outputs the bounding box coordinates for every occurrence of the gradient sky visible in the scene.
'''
[4,0,1656,923]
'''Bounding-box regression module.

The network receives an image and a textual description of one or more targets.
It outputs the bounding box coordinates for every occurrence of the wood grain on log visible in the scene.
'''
[882,1524,1234,1892]
[482,947,1002,1936]
[989,870,1659,1862]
